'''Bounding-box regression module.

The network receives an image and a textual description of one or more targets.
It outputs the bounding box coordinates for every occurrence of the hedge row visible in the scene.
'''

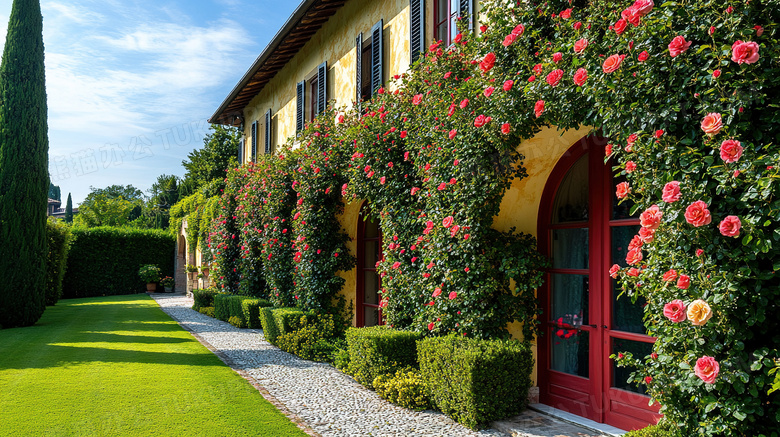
[345,326,421,388]
[62,227,175,298]
[259,307,305,345]
[192,288,218,311]
[213,294,271,328]
[45,219,73,306]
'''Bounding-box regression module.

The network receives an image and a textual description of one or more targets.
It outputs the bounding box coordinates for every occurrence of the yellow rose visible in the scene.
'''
[687,299,712,326]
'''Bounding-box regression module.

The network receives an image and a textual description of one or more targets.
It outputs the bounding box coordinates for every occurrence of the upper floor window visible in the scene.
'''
[297,62,327,133]
[356,20,383,106]
[434,0,473,45]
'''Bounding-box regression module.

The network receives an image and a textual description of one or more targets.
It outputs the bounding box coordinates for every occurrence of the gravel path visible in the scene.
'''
[151,293,506,437]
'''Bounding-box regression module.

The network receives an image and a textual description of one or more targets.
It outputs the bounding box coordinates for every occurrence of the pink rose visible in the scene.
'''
[627,267,639,277]
[602,54,625,73]
[442,216,454,228]
[668,36,692,57]
[637,50,649,62]
[534,100,545,118]
[685,200,712,227]
[512,24,525,37]
[448,291,457,300]
[616,181,630,199]
[533,63,543,75]
[450,224,460,237]
[720,140,743,163]
[474,114,487,127]
[719,215,741,237]
[662,181,681,203]
[613,18,628,35]
[609,264,620,279]
[631,0,654,16]
[412,94,423,105]
[502,33,517,47]
[621,7,640,26]
[573,68,588,86]
[501,123,511,134]
[731,40,760,64]
[701,113,723,135]
[546,69,564,87]
[695,356,719,384]
[459,98,469,108]
[503,80,514,91]
[448,129,457,139]
[552,52,563,63]
[484,86,495,97]
[626,247,643,265]
[432,287,442,297]
[625,161,637,173]
[640,204,662,229]
[676,274,690,290]
[663,299,687,322]
[574,38,588,54]
[662,269,678,282]
[638,227,655,243]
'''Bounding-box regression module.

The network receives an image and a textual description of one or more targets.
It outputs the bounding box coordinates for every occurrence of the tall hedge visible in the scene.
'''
[0,0,49,328]
[62,227,175,298]
[45,219,73,306]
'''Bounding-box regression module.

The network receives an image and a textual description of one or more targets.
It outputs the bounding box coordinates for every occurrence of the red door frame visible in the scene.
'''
[356,202,384,327]
[537,136,661,430]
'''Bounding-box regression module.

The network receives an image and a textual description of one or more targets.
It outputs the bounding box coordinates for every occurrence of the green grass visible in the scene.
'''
[0,294,307,437]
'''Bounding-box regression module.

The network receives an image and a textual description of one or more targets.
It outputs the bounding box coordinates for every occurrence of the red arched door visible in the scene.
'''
[537,137,661,431]
[357,204,384,327]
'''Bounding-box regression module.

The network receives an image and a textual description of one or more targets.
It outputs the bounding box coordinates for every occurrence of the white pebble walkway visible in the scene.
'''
[151,293,507,437]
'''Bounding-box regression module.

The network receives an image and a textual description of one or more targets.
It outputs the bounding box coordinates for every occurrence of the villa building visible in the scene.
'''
[201,0,659,430]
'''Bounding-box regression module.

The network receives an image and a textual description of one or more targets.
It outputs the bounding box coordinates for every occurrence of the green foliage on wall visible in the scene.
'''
[62,227,175,298]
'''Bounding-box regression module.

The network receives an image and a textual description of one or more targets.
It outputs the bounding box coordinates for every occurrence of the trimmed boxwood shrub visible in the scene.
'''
[417,335,533,430]
[241,298,272,329]
[345,326,421,388]
[259,307,305,345]
[275,313,340,361]
[192,288,219,311]
[373,369,432,411]
[214,294,260,324]
[45,219,73,306]
[198,307,215,318]
[62,227,174,298]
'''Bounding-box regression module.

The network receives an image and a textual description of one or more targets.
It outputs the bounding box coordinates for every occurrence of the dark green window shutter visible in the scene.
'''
[264,109,272,155]
[317,61,327,116]
[410,0,424,65]
[251,120,257,162]
[370,19,383,94]
[356,32,363,107]
[296,80,305,132]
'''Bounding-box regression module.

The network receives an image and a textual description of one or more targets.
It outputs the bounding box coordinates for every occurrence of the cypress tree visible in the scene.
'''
[65,193,73,223]
[0,0,49,328]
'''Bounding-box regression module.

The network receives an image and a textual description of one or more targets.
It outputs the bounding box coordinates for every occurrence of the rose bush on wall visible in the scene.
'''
[474,0,779,434]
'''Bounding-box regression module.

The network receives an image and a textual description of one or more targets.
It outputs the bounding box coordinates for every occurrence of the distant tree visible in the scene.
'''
[48,182,60,201]
[181,125,240,191]
[83,184,144,222]
[64,193,73,223]
[148,174,180,210]
[0,0,49,328]
[74,194,140,228]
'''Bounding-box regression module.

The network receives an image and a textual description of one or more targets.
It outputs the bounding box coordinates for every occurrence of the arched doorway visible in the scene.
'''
[356,203,384,327]
[537,136,661,430]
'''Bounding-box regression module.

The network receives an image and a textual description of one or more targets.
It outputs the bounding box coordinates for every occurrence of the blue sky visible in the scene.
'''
[0,0,299,204]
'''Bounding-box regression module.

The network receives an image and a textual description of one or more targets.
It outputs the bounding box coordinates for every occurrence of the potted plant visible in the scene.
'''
[160,276,174,293]
[138,264,161,292]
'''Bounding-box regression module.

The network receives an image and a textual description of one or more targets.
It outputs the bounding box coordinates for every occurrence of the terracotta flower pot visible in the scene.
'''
[146,282,157,292]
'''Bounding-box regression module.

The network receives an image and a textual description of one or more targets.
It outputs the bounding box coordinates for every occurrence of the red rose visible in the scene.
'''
[448,291,457,300]
[501,123,511,134]
[533,63,543,75]
[720,139,743,163]
[712,69,721,79]
[627,268,639,277]
[450,224,460,237]
[559,8,572,19]
[701,113,723,135]
[754,25,764,37]
[512,24,525,37]
[380,176,386,185]
[709,26,716,35]
[685,200,712,227]
[627,133,638,146]
[432,287,442,297]
[459,98,469,108]
[503,80,514,91]
[479,52,496,73]
[573,21,582,30]
[621,7,640,26]
[474,114,487,127]
[616,181,630,199]
[502,33,517,47]
[609,264,620,279]
[573,68,588,86]
[632,0,654,16]
[534,100,545,118]
[719,215,741,237]
[696,248,704,257]
[676,274,690,290]
[448,129,457,139]
[484,86,495,97]
[613,19,628,35]
[640,204,662,229]
[412,94,423,105]
[546,69,564,87]
[574,38,588,54]
[552,52,563,63]
[428,322,435,331]
[605,144,613,155]
[668,36,692,57]
[637,50,649,62]
[644,376,653,384]
[662,181,681,203]
[731,40,760,64]
[602,54,625,73]
[442,216,454,228]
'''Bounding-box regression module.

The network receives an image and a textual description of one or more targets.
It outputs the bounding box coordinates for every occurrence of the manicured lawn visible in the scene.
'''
[0,294,307,437]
